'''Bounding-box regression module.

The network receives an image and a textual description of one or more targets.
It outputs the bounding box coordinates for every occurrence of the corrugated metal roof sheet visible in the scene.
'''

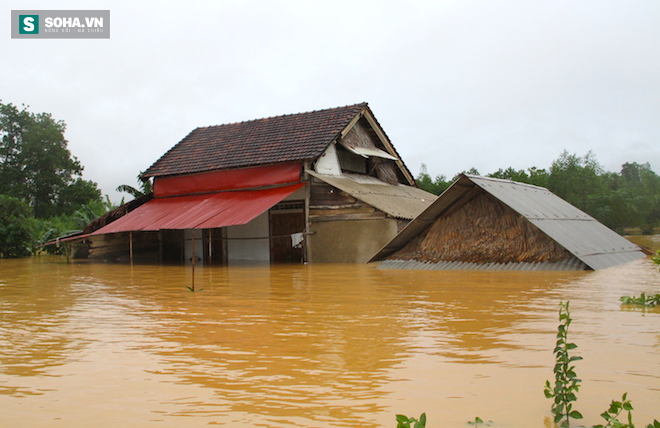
[342,145,399,160]
[378,257,588,271]
[308,171,436,220]
[467,175,645,269]
[90,183,305,234]
[371,174,646,270]
[471,176,590,220]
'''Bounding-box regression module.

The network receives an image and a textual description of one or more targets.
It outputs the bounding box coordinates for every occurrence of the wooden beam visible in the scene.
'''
[361,110,415,186]
[340,110,363,138]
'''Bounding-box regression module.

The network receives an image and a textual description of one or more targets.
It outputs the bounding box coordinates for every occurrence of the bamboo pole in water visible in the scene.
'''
[191,232,195,292]
[208,228,212,266]
[129,231,134,265]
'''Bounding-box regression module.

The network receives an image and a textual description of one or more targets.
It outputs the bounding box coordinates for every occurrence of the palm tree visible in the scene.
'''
[116,172,153,199]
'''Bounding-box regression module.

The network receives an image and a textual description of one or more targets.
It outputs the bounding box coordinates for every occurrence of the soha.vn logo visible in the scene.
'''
[17,13,105,35]
[12,10,109,39]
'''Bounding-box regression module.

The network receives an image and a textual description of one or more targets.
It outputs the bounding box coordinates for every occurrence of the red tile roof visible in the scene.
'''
[142,103,369,178]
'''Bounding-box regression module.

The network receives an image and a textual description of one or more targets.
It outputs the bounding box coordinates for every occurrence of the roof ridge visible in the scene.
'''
[464,174,549,191]
[195,102,368,131]
[141,102,371,179]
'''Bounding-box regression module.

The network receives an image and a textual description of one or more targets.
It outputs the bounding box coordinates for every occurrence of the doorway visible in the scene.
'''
[269,201,305,263]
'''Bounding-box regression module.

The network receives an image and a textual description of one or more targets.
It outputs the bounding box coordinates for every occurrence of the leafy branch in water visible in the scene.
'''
[593,393,634,428]
[544,301,583,427]
[395,413,426,428]
[593,393,660,428]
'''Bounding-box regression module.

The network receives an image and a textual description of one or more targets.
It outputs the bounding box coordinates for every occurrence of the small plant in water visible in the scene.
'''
[544,301,583,427]
[620,293,660,307]
[468,416,491,426]
[652,250,660,266]
[395,300,660,428]
[544,301,660,428]
[395,412,426,428]
[468,416,484,426]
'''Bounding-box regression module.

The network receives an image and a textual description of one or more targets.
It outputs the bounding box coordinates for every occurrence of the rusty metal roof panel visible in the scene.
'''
[308,171,436,220]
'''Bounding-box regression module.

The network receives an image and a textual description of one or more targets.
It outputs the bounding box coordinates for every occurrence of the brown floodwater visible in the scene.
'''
[1,254,658,427]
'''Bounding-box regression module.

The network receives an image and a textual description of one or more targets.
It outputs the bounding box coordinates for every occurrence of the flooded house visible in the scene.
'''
[370,174,647,270]
[76,103,436,264]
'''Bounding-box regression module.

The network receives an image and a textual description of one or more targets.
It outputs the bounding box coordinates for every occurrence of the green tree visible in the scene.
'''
[451,167,480,182]
[0,195,33,258]
[416,164,451,195]
[0,102,101,218]
[584,162,660,233]
[618,162,660,232]
[0,102,32,197]
[416,152,660,232]
[57,177,103,216]
[489,167,530,182]
[527,166,551,188]
[488,166,550,188]
[547,150,605,215]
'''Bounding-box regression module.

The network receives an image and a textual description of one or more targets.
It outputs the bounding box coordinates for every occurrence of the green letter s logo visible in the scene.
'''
[19,15,39,34]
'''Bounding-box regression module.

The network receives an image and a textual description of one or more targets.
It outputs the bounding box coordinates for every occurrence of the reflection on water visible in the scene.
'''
[1,256,658,427]
[627,234,660,252]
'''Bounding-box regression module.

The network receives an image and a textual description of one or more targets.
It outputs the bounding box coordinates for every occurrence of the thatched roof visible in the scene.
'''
[391,191,573,264]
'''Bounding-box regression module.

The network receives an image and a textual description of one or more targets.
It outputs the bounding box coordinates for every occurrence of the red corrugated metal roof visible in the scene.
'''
[153,162,301,197]
[90,183,305,235]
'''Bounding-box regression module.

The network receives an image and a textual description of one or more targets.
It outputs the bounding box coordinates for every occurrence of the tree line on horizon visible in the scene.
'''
[1,102,658,258]
[416,151,660,234]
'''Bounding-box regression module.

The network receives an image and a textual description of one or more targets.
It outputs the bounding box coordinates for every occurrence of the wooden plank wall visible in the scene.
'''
[308,177,387,223]
[89,232,160,263]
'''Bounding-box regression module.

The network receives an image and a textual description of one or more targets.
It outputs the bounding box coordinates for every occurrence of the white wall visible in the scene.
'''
[314,143,341,175]
[226,211,270,262]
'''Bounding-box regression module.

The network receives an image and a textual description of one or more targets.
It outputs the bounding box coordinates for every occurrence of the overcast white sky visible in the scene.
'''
[4,0,659,203]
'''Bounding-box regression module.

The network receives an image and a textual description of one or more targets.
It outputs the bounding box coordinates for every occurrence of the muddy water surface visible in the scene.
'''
[1,256,658,427]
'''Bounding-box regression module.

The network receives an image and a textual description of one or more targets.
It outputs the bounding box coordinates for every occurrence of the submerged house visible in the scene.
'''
[80,103,435,264]
[370,174,647,270]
